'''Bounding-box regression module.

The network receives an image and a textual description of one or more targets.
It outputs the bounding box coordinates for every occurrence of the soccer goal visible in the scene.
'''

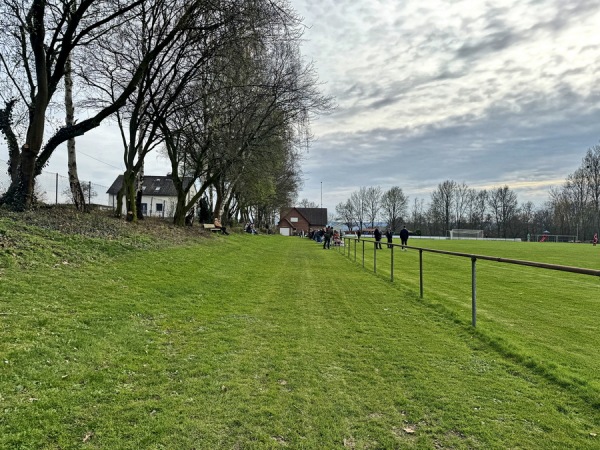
[449,229,484,240]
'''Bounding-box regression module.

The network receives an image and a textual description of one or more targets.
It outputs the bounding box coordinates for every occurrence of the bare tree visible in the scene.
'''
[520,201,535,239]
[298,198,319,208]
[488,185,519,238]
[565,168,591,240]
[582,145,600,230]
[453,182,469,229]
[77,0,231,220]
[64,0,86,212]
[0,0,211,210]
[162,1,331,226]
[349,187,368,231]
[381,186,408,232]
[335,200,355,232]
[430,180,457,236]
[471,189,488,230]
[410,197,426,234]
[364,186,382,229]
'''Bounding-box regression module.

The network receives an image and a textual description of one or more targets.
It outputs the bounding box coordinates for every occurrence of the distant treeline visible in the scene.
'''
[327,145,600,241]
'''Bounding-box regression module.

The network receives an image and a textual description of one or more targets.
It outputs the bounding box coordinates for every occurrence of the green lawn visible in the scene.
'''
[343,237,600,401]
[1,227,600,448]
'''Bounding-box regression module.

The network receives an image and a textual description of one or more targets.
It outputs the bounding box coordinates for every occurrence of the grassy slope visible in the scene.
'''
[1,216,599,448]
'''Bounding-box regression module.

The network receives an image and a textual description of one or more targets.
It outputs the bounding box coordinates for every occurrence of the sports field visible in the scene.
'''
[1,223,599,448]
[344,237,600,397]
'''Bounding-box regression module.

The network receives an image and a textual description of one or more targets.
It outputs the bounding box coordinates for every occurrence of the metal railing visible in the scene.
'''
[338,236,600,327]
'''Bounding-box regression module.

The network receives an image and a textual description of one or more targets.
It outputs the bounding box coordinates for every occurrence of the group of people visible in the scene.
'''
[305,226,342,249]
[303,225,411,250]
[372,226,411,250]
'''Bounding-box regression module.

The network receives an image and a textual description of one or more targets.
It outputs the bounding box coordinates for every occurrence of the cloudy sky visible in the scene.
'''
[290,0,600,212]
[2,0,600,213]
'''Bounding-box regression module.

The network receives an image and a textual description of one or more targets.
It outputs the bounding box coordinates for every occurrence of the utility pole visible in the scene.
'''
[321,181,322,208]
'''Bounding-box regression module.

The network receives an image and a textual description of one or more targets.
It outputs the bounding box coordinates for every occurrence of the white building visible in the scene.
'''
[106,174,197,217]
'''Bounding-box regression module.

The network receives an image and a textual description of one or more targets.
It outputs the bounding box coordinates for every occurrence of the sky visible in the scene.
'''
[290,0,600,213]
[2,0,600,213]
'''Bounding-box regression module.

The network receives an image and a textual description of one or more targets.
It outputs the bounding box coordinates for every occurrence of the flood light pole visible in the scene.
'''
[320,181,322,208]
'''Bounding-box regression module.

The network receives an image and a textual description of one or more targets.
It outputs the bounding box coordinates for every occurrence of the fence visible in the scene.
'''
[338,236,600,327]
[0,160,112,208]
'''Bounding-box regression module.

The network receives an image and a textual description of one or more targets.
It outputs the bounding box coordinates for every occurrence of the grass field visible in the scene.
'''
[1,216,600,448]
[343,237,600,401]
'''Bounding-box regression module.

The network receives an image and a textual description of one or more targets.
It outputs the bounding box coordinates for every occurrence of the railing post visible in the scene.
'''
[354,238,357,262]
[419,249,423,298]
[362,240,365,268]
[472,257,477,327]
[374,242,377,274]
[55,173,59,204]
[391,245,394,282]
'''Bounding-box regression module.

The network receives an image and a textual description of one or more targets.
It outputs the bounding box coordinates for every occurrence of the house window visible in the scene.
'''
[141,203,148,215]
[156,203,163,212]
[155,187,160,191]
[291,217,298,222]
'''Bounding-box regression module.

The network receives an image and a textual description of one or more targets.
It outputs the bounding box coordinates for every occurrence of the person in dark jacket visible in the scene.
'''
[323,226,333,249]
[385,228,393,248]
[399,225,409,250]
[374,227,383,249]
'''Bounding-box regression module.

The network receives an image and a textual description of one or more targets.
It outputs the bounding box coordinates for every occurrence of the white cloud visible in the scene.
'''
[291,0,600,211]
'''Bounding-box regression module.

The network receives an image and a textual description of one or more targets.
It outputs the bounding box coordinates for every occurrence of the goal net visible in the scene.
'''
[449,229,484,240]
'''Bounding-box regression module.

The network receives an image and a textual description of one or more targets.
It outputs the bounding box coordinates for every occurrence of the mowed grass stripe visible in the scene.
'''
[0,235,599,448]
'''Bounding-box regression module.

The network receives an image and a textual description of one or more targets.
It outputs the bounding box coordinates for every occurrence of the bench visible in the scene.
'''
[202,223,222,233]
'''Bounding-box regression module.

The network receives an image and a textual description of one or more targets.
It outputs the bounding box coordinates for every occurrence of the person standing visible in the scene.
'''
[374,227,383,249]
[385,228,393,248]
[323,226,333,249]
[593,232,598,246]
[399,225,409,251]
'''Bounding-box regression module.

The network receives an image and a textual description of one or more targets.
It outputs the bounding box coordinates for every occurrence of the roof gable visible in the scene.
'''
[280,207,327,226]
[106,175,194,196]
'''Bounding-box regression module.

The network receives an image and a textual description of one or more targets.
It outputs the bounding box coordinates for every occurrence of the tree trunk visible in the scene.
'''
[65,45,86,212]
[115,170,137,219]
[0,100,20,184]
[214,185,225,223]
[135,164,144,220]
[4,146,37,211]
[3,98,48,210]
[173,192,188,226]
